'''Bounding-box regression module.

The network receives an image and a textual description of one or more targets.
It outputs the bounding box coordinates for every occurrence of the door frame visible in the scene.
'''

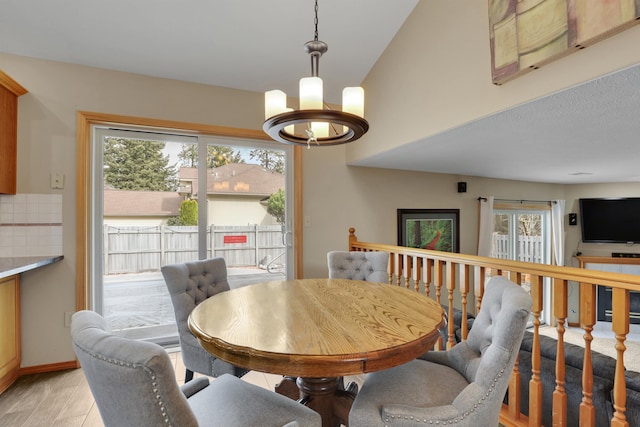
[75,111,303,312]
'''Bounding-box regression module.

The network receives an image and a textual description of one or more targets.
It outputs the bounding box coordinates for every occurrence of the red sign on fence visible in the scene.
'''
[224,235,247,244]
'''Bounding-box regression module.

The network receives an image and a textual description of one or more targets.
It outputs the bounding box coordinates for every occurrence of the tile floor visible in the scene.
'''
[0,349,318,427]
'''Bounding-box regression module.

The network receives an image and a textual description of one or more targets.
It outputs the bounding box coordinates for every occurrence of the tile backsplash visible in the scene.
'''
[0,194,63,257]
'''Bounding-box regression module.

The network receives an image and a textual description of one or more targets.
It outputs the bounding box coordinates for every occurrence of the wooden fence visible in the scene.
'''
[492,234,544,263]
[103,224,286,274]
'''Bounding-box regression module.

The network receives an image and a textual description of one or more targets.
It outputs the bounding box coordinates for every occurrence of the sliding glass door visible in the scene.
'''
[92,127,293,345]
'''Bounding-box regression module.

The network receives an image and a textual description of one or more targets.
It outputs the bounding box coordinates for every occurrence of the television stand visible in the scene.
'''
[577,256,640,324]
[612,252,640,258]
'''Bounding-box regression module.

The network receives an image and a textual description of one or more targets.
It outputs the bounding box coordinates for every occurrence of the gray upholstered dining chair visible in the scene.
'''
[71,310,321,427]
[326,250,390,394]
[161,257,247,382]
[327,250,389,283]
[348,275,532,427]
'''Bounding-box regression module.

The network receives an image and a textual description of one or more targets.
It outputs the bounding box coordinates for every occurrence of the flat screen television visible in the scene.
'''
[579,198,640,243]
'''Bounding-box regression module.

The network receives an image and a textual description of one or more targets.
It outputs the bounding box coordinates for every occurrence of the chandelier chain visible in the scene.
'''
[314,0,319,41]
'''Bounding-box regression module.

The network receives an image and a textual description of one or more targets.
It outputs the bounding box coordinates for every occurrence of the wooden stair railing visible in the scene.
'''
[347,228,638,427]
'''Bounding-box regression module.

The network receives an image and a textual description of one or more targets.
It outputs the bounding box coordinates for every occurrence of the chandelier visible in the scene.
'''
[263,0,369,148]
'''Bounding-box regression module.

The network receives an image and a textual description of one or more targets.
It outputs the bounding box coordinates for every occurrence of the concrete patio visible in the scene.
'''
[103,267,285,343]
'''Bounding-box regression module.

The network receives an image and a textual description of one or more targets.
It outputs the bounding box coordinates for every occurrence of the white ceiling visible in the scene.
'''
[1,1,638,185]
[0,0,418,103]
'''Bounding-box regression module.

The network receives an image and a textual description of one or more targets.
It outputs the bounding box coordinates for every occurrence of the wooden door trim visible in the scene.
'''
[76,111,303,311]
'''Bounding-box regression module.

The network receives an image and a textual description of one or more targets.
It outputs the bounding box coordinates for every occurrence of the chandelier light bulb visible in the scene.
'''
[299,77,328,137]
[342,87,364,118]
[299,77,323,110]
[265,90,287,120]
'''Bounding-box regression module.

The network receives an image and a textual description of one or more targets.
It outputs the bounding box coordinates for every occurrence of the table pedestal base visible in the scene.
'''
[296,377,356,427]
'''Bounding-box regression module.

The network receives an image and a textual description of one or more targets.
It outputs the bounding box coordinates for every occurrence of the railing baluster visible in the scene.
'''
[579,281,597,427]
[510,270,522,285]
[610,288,630,427]
[508,356,522,422]
[474,265,485,313]
[446,261,457,349]
[459,264,470,341]
[412,255,421,293]
[388,251,395,285]
[528,274,543,427]
[553,278,568,426]
[507,268,523,421]
[424,257,432,298]
[434,260,444,305]
[404,253,411,289]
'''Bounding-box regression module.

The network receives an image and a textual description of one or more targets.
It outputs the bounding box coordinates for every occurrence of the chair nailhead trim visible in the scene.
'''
[382,347,516,424]
[73,341,174,427]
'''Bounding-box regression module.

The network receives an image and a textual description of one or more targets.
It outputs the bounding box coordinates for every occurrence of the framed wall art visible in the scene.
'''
[489,0,640,85]
[397,209,459,253]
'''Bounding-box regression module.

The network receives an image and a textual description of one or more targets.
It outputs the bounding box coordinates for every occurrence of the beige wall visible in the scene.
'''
[2,1,640,369]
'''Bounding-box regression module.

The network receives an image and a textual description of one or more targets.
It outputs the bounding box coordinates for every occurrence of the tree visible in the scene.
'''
[179,199,198,225]
[208,146,244,167]
[518,214,542,236]
[493,212,542,236]
[167,199,198,226]
[250,149,284,174]
[104,137,178,191]
[178,145,198,168]
[178,145,245,168]
[267,188,285,224]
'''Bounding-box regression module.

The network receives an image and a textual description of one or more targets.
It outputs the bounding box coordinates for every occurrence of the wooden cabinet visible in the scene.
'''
[0,70,28,195]
[0,275,20,394]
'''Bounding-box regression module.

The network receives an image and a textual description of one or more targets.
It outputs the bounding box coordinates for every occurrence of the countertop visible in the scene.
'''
[0,255,64,279]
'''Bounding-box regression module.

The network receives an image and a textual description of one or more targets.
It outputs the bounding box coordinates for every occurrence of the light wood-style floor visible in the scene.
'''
[0,349,331,427]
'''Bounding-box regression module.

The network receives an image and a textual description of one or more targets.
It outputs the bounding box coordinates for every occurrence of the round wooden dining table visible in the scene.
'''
[188,278,445,427]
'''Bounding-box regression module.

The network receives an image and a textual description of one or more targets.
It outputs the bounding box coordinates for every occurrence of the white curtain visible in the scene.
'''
[477,196,494,257]
[551,199,565,266]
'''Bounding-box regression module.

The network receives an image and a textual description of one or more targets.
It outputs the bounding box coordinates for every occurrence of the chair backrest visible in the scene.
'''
[327,251,389,282]
[161,257,230,337]
[71,310,199,427]
[446,276,532,399]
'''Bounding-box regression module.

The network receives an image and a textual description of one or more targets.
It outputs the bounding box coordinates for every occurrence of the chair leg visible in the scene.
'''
[338,376,358,394]
[185,369,194,383]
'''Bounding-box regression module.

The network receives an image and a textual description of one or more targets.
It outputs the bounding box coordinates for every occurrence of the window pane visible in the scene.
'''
[492,213,510,259]
[516,213,543,263]
[102,135,192,345]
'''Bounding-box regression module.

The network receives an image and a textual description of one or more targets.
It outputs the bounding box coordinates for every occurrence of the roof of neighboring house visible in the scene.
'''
[104,190,182,217]
[179,163,284,197]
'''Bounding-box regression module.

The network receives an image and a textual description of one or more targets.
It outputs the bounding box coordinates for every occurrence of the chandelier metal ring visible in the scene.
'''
[263,110,369,146]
